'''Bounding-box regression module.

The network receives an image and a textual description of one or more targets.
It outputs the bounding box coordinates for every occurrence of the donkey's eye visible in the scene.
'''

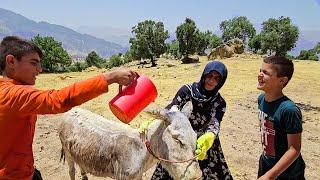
[174,138,184,146]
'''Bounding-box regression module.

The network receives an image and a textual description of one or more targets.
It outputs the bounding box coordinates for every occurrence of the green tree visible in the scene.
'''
[309,54,319,61]
[123,50,135,64]
[260,16,299,56]
[108,54,123,68]
[167,40,182,59]
[32,35,71,72]
[128,42,141,60]
[208,33,222,49]
[67,62,88,72]
[176,18,199,59]
[219,16,256,43]
[85,51,105,68]
[297,44,319,61]
[129,20,169,67]
[248,34,262,53]
[285,54,296,60]
[196,31,212,55]
[311,42,320,54]
[297,50,309,60]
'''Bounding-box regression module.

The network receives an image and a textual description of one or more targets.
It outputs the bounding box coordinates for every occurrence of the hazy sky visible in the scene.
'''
[1,0,320,32]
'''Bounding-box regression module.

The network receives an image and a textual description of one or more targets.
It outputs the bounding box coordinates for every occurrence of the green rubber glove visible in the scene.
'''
[196,132,216,160]
[139,119,154,133]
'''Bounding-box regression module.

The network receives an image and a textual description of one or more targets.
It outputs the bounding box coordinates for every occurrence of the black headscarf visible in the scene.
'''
[188,61,228,102]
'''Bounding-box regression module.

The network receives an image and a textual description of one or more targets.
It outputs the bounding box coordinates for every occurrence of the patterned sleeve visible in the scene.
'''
[165,85,191,110]
[206,97,226,136]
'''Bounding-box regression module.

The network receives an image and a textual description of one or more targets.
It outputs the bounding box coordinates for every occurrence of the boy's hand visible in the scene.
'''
[257,173,275,180]
[196,132,215,160]
[104,70,138,86]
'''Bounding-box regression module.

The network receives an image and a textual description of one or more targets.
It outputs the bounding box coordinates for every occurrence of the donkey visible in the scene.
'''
[58,102,201,180]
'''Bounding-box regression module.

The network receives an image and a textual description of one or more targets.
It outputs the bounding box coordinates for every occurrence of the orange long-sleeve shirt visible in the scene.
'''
[0,75,108,180]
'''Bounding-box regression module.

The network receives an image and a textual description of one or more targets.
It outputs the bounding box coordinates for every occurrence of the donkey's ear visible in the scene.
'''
[160,108,173,124]
[160,108,168,118]
[169,105,179,113]
[160,105,179,124]
[144,104,165,119]
[181,101,193,118]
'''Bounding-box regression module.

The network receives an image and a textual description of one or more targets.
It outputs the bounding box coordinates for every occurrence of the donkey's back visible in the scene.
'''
[59,108,147,180]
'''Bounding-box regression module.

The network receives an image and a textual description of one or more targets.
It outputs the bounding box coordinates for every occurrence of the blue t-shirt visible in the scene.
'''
[258,94,305,177]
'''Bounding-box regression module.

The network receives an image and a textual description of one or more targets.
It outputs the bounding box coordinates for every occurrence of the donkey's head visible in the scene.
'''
[147,102,202,179]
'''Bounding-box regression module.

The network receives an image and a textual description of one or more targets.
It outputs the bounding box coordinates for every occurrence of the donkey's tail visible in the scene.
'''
[60,148,65,164]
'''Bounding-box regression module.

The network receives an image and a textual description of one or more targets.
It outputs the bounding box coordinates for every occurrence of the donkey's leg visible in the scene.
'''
[80,167,88,180]
[65,155,76,180]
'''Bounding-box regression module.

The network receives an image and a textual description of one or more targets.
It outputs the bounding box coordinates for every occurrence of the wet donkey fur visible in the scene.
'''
[59,102,201,180]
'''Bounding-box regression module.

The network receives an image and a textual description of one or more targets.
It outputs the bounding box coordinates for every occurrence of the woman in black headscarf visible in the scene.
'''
[151,61,233,180]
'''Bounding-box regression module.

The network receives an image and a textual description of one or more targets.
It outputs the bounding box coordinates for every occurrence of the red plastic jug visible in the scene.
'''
[109,74,158,123]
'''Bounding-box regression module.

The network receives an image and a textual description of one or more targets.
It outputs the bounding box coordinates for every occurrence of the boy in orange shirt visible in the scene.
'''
[0,36,137,180]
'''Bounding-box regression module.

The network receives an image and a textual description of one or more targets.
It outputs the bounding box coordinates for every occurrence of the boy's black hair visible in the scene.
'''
[0,36,43,72]
[263,55,294,86]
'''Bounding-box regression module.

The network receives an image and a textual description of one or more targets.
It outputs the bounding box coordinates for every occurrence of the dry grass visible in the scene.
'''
[35,54,320,124]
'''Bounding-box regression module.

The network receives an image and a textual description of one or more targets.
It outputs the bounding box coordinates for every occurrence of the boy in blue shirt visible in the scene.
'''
[257,56,305,179]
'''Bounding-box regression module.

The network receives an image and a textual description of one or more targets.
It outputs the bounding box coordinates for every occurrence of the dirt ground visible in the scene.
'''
[32,56,319,179]
[33,94,319,180]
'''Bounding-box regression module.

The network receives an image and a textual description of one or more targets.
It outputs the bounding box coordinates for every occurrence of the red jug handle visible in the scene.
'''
[118,73,140,93]
[118,85,122,93]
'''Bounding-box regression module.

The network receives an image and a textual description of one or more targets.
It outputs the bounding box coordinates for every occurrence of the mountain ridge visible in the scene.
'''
[0,8,126,58]
[1,8,319,57]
